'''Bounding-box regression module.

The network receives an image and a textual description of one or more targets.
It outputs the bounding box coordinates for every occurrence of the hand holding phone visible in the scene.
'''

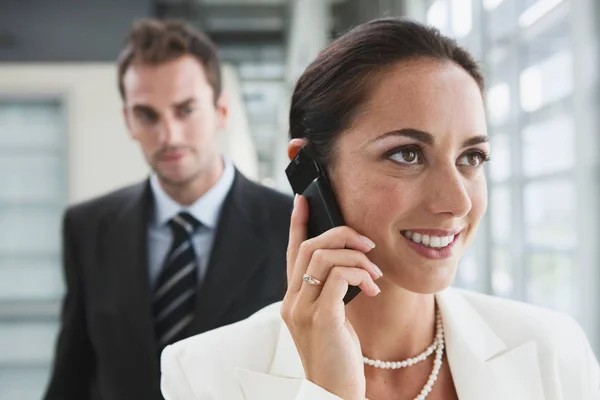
[281,189,381,400]
[285,146,363,304]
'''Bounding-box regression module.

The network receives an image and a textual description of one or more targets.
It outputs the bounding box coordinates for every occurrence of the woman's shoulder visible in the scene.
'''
[160,302,284,399]
[451,288,595,365]
[456,288,581,333]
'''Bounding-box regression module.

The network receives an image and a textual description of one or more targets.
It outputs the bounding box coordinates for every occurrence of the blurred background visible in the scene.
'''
[0,0,598,398]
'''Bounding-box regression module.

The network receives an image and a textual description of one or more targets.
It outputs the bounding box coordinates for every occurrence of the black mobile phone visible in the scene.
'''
[286,146,361,304]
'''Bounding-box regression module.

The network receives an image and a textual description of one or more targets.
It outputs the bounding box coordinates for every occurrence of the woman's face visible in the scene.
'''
[330,59,489,294]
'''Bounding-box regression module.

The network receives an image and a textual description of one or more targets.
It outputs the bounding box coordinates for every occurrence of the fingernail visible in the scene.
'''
[372,262,383,277]
[360,235,376,249]
[294,194,299,208]
[374,285,381,295]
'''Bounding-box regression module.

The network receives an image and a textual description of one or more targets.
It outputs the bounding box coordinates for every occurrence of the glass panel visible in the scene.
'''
[486,46,513,127]
[450,0,472,38]
[520,17,572,112]
[490,185,511,243]
[0,98,66,400]
[522,114,575,177]
[486,0,517,40]
[487,83,511,126]
[0,155,65,203]
[484,0,506,10]
[0,322,59,364]
[0,208,62,254]
[526,251,573,312]
[0,367,50,400]
[518,0,566,27]
[489,133,511,182]
[487,45,511,81]
[524,180,576,250]
[237,63,285,80]
[242,82,283,125]
[0,258,63,301]
[457,251,478,289]
[0,100,63,149]
[520,49,573,112]
[492,247,513,297]
[427,0,450,35]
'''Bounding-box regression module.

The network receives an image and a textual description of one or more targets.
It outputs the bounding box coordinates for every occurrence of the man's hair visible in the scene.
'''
[117,18,222,103]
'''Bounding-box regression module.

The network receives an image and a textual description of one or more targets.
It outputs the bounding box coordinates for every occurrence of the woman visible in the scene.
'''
[160,17,600,400]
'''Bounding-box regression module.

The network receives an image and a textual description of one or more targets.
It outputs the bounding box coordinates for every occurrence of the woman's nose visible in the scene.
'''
[423,167,473,218]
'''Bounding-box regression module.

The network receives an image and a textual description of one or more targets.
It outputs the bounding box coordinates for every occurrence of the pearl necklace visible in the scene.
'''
[363,308,445,400]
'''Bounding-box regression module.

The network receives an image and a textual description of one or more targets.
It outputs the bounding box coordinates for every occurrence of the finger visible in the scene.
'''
[317,266,381,309]
[288,226,376,295]
[296,249,382,304]
[286,195,308,286]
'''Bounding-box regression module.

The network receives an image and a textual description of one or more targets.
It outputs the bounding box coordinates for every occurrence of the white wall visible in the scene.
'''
[220,64,259,181]
[271,0,333,193]
[0,63,258,204]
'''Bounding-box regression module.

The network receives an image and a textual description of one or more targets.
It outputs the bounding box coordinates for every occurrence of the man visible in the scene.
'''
[44,19,292,400]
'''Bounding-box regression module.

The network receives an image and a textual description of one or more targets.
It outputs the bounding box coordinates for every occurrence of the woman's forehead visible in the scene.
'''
[348,60,487,142]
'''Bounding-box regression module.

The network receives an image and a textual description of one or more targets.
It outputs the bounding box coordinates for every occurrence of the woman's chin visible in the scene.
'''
[385,262,458,294]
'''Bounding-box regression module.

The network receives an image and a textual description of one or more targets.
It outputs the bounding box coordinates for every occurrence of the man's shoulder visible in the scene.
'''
[234,172,293,210]
[161,302,283,392]
[66,181,147,221]
[230,172,293,232]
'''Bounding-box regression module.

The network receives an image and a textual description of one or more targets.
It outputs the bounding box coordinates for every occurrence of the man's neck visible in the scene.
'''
[159,160,225,206]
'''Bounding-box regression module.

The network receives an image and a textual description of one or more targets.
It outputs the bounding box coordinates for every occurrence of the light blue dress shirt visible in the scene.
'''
[147,157,235,290]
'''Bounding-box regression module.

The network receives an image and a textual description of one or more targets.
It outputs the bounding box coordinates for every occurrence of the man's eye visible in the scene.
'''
[178,107,194,117]
[136,111,157,123]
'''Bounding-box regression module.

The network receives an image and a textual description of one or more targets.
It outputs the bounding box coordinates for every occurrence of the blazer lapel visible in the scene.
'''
[237,291,548,400]
[189,172,268,333]
[436,289,546,400]
[237,315,311,399]
[102,181,159,373]
[236,369,305,400]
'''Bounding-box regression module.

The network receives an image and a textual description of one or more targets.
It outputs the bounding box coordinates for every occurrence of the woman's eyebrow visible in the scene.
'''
[462,135,489,147]
[369,129,489,148]
[370,129,435,145]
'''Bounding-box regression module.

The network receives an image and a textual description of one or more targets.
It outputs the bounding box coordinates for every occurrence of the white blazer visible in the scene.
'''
[161,288,600,400]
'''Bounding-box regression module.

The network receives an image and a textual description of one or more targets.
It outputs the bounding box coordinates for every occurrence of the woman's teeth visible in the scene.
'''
[403,231,456,249]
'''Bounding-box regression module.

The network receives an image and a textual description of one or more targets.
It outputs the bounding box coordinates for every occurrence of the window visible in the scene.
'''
[417,0,599,353]
[0,99,67,400]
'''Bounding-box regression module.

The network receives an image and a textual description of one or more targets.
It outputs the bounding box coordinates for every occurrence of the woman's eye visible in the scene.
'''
[457,152,488,167]
[389,148,421,165]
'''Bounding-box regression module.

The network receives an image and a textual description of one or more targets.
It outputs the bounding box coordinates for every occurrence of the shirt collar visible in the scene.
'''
[150,157,236,230]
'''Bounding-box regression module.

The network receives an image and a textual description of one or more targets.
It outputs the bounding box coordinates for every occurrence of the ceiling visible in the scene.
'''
[154,0,292,45]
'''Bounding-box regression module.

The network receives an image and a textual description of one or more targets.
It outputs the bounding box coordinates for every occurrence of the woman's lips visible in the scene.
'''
[401,230,462,260]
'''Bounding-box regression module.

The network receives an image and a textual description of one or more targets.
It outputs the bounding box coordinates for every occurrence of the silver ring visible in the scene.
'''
[302,273,323,287]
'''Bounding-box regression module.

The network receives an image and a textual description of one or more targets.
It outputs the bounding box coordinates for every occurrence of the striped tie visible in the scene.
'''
[153,212,201,352]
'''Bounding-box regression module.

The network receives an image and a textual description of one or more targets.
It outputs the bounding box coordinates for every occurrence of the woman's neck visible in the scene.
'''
[345,282,437,362]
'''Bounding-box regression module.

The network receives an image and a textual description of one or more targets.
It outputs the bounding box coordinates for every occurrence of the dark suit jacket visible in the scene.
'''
[44,170,293,400]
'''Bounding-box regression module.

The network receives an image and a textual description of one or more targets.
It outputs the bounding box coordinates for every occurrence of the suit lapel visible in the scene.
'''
[436,289,546,400]
[236,313,310,400]
[102,181,160,373]
[237,290,547,400]
[236,369,306,400]
[189,172,268,333]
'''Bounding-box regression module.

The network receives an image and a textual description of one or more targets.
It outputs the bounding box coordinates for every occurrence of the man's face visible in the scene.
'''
[122,55,227,187]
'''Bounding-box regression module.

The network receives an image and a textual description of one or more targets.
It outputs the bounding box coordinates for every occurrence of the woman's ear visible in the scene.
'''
[288,138,307,161]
